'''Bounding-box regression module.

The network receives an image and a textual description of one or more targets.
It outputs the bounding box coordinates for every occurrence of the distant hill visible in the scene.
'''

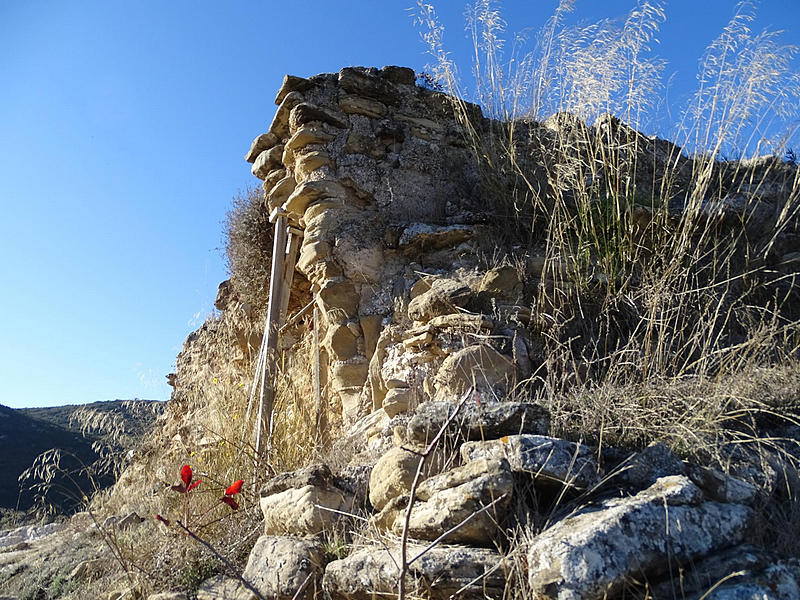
[0,400,164,514]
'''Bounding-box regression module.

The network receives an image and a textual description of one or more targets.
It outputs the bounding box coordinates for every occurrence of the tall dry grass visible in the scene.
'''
[415,0,800,569]
[414,0,800,386]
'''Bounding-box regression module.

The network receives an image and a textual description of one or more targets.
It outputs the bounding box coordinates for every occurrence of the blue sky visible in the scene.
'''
[0,1,797,408]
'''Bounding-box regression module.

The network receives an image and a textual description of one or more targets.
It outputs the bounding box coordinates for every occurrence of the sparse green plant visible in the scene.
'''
[175,556,220,592]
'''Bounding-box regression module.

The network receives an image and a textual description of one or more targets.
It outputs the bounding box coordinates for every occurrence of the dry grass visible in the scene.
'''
[415,0,800,398]
[224,185,274,314]
[412,2,800,593]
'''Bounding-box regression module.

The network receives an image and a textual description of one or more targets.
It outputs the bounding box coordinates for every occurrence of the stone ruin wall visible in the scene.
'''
[244,65,524,426]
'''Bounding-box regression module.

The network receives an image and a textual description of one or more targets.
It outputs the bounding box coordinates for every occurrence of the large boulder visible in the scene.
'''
[433,344,516,399]
[387,458,513,546]
[241,536,326,600]
[323,543,507,600]
[260,464,353,536]
[407,278,473,322]
[368,446,422,511]
[526,476,753,600]
[690,560,800,600]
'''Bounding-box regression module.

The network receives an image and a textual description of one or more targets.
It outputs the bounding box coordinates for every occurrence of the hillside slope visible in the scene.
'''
[0,400,163,515]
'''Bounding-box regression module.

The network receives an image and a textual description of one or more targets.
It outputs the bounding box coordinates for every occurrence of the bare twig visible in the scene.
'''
[175,520,266,600]
[398,387,473,600]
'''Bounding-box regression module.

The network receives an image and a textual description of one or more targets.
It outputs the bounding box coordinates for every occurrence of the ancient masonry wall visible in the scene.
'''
[245,66,523,424]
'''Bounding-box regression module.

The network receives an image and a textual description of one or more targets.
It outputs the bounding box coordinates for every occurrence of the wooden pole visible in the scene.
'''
[312,304,322,453]
[279,228,302,322]
[254,213,288,468]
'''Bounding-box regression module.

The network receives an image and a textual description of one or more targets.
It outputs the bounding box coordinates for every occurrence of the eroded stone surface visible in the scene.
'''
[368,446,422,511]
[407,278,473,322]
[407,400,550,445]
[392,458,513,545]
[527,476,753,600]
[242,536,326,600]
[462,434,597,488]
[692,560,800,600]
[260,464,352,535]
[195,576,249,600]
[434,344,516,399]
[323,543,507,600]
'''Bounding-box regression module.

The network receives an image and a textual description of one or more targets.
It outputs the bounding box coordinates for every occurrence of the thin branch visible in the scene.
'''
[175,520,266,600]
[398,387,473,600]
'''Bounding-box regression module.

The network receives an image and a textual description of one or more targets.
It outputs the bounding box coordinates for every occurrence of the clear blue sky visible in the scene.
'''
[1,1,797,408]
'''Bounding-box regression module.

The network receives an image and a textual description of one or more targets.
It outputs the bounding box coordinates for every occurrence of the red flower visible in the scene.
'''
[220,478,244,510]
[171,465,201,494]
[181,464,193,487]
[225,480,244,496]
[155,514,171,526]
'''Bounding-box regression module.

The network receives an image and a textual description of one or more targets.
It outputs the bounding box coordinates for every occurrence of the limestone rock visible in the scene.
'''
[331,361,368,392]
[289,103,347,133]
[360,315,382,360]
[407,400,550,445]
[260,463,337,497]
[260,464,352,535]
[341,407,391,450]
[382,387,414,418]
[260,484,350,536]
[262,167,287,196]
[391,458,513,545]
[283,125,335,165]
[69,558,108,579]
[690,560,800,600]
[267,175,296,211]
[527,476,753,600]
[461,434,598,489]
[407,278,472,321]
[338,67,400,105]
[687,464,758,505]
[195,576,249,600]
[275,74,314,105]
[251,144,284,180]
[332,235,384,284]
[478,265,521,299]
[428,313,493,331]
[339,95,387,118]
[380,65,416,85]
[606,441,685,491]
[242,536,326,600]
[295,150,332,181]
[323,543,507,600]
[318,280,359,318]
[284,180,346,218]
[433,344,516,399]
[325,324,359,361]
[270,91,304,139]
[244,132,278,163]
[648,544,771,600]
[368,446,422,511]
[398,223,474,255]
[147,593,187,600]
